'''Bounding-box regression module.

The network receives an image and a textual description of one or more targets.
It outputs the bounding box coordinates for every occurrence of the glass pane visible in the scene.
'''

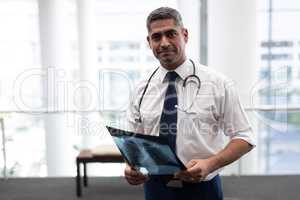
[256,111,300,174]
[95,0,177,127]
[273,0,300,10]
[257,0,300,174]
[0,113,46,177]
[257,0,270,12]
[0,0,41,111]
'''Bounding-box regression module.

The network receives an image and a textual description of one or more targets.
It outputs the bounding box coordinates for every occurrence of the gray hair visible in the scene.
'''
[146,7,183,32]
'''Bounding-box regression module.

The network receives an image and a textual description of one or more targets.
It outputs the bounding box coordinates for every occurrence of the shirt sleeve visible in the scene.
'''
[220,81,256,146]
[125,82,145,133]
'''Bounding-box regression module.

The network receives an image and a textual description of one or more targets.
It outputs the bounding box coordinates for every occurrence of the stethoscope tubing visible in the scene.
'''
[137,59,201,122]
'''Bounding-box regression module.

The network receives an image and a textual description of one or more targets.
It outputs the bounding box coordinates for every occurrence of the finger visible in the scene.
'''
[182,176,197,182]
[126,175,148,185]
[175,171,192,181]
[124,168,134,177]
[127,178,145,185]
[124,165,134,174]
[185,160,197,168]
[126,171,147,180]
[186,164,201,176]
[125,167,140,177]
[180,175,201,183]
[128,175,148,182]
[125,167,148,179]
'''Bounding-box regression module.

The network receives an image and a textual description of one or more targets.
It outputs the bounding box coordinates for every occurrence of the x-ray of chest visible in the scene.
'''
[107,126,186,175]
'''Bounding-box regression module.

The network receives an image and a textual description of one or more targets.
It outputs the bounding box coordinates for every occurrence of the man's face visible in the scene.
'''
[147,19,188,70]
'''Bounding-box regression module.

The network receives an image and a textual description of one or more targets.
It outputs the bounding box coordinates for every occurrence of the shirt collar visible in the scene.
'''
[156,59,193,83]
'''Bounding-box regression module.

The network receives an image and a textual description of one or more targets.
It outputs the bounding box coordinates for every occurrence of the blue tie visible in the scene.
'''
[159,71,178,153]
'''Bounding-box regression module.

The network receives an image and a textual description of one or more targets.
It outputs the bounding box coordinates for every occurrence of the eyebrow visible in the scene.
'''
[150,29,178,37]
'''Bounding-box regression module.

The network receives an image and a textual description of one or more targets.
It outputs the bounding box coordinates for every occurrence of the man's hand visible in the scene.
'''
[175,139,253,183]
[124,165,149,185]
[175,158,215,183]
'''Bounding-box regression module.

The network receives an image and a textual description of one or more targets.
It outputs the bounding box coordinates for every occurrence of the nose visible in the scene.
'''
[160,35,171,48]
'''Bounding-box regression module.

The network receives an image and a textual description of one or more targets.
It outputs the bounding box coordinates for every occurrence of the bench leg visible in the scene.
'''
[76,161,82,197]
[83,162,88,187]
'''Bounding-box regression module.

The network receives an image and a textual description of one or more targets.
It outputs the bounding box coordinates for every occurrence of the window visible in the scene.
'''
[0,0,79,177]
[0,0,45,177]
[257,0,300,174]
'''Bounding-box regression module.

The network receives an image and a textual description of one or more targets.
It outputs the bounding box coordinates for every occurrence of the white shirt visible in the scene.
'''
[126,59,255,180]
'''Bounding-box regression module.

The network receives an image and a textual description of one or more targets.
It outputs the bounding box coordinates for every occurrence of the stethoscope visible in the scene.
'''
[136,59,201,123]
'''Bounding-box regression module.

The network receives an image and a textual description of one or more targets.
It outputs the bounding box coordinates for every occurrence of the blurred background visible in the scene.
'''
[0,0,299,178]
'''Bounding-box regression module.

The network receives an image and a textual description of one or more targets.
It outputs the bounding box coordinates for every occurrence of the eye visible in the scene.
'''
[165,30,177,39]
[151,33,162,42]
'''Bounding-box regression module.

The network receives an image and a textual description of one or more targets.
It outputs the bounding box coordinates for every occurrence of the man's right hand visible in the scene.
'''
[124,165,149,185]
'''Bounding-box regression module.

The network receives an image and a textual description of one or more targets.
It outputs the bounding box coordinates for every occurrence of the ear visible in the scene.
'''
[182,28,188,43]
[147,36,152,49]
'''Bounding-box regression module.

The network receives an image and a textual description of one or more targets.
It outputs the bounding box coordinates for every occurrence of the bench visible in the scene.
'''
[76,145,124,197]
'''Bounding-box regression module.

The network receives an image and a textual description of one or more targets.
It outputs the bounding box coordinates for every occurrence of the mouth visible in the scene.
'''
[158,50,174,56]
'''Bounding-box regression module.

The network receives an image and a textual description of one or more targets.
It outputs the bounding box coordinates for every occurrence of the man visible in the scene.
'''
[124,7,255,200]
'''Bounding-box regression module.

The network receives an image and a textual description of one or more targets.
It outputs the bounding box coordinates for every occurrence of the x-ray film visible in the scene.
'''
[106,126,186,175]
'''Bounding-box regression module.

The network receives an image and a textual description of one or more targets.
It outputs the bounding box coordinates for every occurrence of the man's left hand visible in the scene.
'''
[175,158,216,183]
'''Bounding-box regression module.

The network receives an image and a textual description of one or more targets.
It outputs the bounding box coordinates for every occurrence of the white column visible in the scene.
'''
[38,0,73,176]
[177,0,201,62]
[208,0,258,174]
[76,0,100,149]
